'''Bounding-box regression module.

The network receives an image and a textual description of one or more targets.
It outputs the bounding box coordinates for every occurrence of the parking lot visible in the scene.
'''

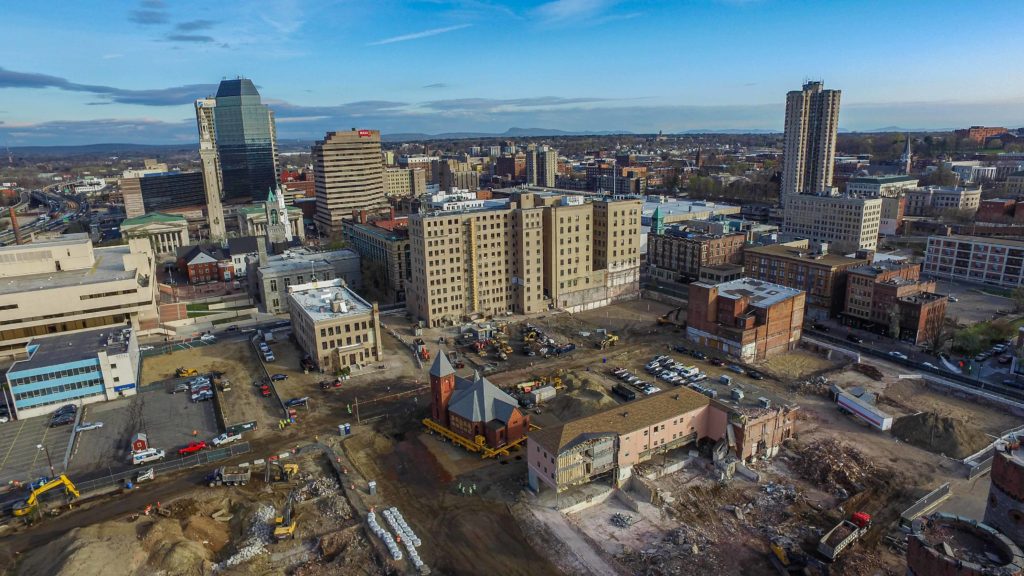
[0,412,74,487]
[934,279,1015,323]
[67,383,219,478]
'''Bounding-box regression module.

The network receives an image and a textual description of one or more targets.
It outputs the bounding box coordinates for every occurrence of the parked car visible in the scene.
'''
[948,295,959,302]
[191,390,214,402]
[178,441,208,456]
[271,374,288,381]
[673,345,690,354]
[728,364,746,374]
[264,352,276,362]
[846,334,864,344]
[54,404,77,417]
[747,370,764,380]
[922,362,938,370]
[285,396,309,408]
[320,380,343,391]
[691,351,707,360]
[260,385,272,397]
[50,414,75,427]
[131,448,166,465]
[139,345,155,351]
[75,422,103,432]
[974,353,989,362]
[211,431,242,446]
[811,323,830,332]
[226,325,238,332]
[709,357,725,366]
[200,334,216,343]
[999,355,1013,365]
[888,351,909,360]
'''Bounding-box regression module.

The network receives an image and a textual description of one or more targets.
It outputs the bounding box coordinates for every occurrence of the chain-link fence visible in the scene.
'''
[74,441,251,493]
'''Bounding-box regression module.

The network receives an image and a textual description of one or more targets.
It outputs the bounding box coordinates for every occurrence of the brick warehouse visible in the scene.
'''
[686,277,805,362]
[429,350,528,449]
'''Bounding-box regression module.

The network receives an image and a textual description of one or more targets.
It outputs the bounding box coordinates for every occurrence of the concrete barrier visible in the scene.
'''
[968,457,994,480]
[899,483,952,528]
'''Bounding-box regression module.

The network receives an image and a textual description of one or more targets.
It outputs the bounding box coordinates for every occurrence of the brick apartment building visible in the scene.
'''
[686,277,806,362]
[977,197,1024,223]
[177,245,233,283]
[954,126,1010,144]
[923,235,1024,289]
[646,227,746,283]
[743,240,870,320]
[843,260,946,345]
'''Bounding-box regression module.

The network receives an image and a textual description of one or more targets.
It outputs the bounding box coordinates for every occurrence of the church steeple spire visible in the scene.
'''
[900,134,913,175]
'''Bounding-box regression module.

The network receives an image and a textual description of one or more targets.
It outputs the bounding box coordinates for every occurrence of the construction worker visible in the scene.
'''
[192,429,198,438]
[346,404,352,414]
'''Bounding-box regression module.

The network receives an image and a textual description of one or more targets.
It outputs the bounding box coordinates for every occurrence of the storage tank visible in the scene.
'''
[907,513,1024,576]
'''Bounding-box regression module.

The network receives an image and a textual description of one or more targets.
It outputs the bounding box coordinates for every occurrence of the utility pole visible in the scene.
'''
[355,396,361,424]
[37,444,55,478]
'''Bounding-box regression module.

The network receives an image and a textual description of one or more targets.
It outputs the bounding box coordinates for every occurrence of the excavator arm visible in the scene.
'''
[14,474,79,516]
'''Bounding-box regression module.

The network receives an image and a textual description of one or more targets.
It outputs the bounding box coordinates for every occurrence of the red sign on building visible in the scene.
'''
[358,130,371,137]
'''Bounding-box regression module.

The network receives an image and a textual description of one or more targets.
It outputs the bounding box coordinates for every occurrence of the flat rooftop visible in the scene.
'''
[642,199,740,220]
[259,248,359,275]
[931,235,1024,249]
[0,244,138,296]
[849,261,918,278]
[11,326,132,373]
[531,387,710,453]
[289,283,373,322]
[744,243,867,267]
[848,175,918,184]
[0,233,91,254]
[696,277,803,308]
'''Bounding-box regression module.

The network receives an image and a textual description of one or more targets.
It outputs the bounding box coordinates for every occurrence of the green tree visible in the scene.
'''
[919,166,959,187]
[1011,287,1024,313]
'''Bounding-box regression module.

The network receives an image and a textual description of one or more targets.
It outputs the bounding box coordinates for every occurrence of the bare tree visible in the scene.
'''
[922,312,954,353]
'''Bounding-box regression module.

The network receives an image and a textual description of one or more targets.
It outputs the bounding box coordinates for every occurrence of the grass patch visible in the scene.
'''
[186,303,210,312]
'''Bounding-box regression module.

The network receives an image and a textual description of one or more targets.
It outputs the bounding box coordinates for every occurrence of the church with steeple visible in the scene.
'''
[264,185,293,245]
[429,350,529,449]
[235,184,306,248]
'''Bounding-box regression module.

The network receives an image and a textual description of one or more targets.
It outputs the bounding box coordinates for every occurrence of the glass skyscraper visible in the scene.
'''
[212,78,278,202]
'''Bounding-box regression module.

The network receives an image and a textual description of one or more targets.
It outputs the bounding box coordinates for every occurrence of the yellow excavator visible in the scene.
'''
[274,491,298,540]
[266,461,299,486]
[13,474,80,517]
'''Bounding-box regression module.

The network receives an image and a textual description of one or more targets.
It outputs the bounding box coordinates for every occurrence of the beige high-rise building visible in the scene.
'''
[437,160,480,192]
[782,81,841,196]
[525,145,558,187]
[313,129,387,235]
[383,167,426,197]
[407,192,641,327]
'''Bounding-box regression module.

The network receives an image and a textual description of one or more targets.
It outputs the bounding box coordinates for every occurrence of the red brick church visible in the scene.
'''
[429,350,529,449]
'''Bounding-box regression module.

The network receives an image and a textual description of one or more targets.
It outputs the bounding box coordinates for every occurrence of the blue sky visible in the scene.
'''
[2,0,1023,145]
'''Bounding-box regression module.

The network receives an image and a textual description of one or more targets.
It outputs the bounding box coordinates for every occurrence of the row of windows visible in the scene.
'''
[14,377,102,402]
[11,365,98,386]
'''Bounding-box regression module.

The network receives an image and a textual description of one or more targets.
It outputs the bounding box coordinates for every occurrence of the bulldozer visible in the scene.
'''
[176,367,198,377]
[274,491,298,540]
[598,333,619,350]
[266,461,299,486]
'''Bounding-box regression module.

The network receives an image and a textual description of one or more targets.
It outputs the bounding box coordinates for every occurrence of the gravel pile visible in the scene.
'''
[213,505,275,571]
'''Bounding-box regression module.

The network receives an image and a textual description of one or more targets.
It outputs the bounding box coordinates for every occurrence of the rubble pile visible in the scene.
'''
[213,505,275,571]
[617,523,721,575]
[793,439,875,494]
[610,512,633,528]
[316,493,353,520]
[300,477,340,500]
[789,375,829,396]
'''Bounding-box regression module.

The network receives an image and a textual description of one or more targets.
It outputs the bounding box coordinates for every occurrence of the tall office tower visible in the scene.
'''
[313,129,387,235]
[194,97,226,240]
[212,78,279,202]
[782,81,841,196]
[525,145,538,186]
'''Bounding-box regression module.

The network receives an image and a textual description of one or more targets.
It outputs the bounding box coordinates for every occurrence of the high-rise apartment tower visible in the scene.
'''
[782,81,841,196]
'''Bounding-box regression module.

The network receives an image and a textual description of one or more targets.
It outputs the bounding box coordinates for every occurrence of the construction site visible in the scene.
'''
[0,299,1021,575]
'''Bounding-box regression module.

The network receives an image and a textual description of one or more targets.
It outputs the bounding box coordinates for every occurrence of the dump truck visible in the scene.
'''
[176,367,198,377]
[206,465,251,487]
[818,512,871,561]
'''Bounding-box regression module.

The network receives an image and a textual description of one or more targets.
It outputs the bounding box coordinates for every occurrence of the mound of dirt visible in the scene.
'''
[16,517,213,576]
[891,412,990,459]
[546,384,617,420]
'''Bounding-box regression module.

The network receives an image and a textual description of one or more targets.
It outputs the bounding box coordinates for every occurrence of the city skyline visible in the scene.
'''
[2,0,1024,145]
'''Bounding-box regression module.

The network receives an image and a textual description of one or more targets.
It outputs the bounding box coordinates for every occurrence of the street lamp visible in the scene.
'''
[37,444,55,479]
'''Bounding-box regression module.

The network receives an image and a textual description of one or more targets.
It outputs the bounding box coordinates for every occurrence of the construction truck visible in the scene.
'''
[818,512,872,561]
[598,334,619,350]
[206,465,252,487]
[769,536,826,575]
[13,474,80,517]
[274,492,298,540]
[176,367,198,377]
[266,461,299,486]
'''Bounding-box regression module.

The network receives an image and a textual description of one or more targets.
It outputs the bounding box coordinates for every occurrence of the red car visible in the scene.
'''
[178,441,207,456]
[260,385,272,397]
[319,380,342,391]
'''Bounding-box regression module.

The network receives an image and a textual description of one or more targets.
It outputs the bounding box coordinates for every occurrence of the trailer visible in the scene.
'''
[528,385,557,405]
[836,391,893,431]
[818,512,871,561]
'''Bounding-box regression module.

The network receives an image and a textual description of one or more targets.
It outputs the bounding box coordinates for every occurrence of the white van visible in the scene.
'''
[131,448,166,465]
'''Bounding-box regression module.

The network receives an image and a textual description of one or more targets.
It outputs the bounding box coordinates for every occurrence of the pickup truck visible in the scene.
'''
[206,465,251,487]
[818,512,871,561]
[211,431,242,446]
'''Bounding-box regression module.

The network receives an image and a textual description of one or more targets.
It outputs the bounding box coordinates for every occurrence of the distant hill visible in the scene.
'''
[381,127,634,142]
[10,143,196,157]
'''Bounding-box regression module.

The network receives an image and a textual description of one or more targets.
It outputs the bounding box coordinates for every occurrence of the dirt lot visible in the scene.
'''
[11,444,383,576]
[141,340,282,439]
